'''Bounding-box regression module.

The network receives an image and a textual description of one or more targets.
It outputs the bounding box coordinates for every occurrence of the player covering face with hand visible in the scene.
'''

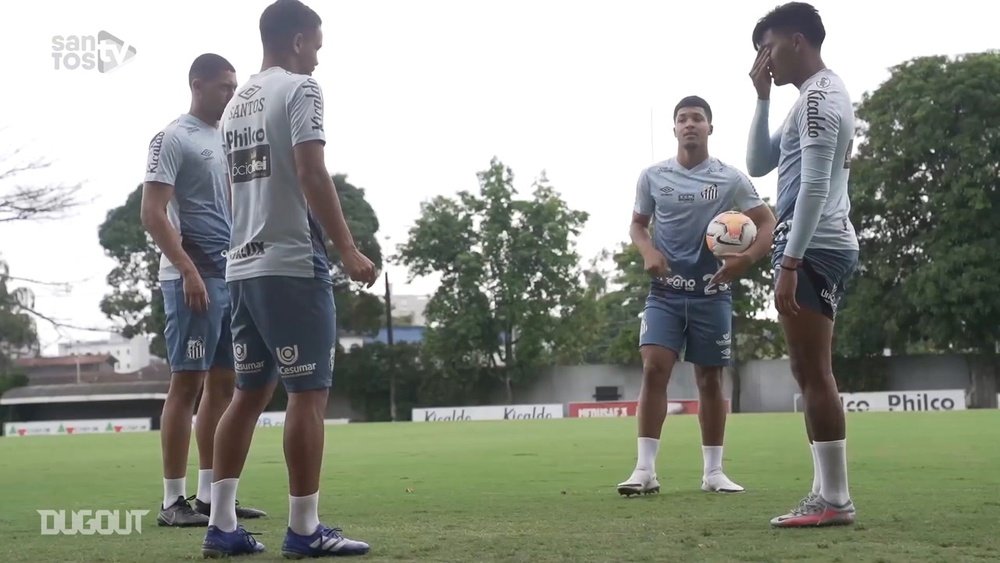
[618,95,775,498]
[746,1,861,528]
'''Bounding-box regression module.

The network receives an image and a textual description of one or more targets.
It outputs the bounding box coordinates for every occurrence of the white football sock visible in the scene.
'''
[163,477,186,509]
[636,437,660,472]
[197,469,213,504]
[289,492,321,536]
[810,443,822,495]
[702,445,723,476]
[209,478,240,532]
[814,440,850,506]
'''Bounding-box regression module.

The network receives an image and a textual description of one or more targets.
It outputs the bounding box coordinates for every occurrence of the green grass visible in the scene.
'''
[1,410,999,562]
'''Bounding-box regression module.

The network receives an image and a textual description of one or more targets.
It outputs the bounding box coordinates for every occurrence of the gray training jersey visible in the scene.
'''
[634,157,764,298]
[772,69,859,258]
[144,114,232,281]
[221,66,332,284]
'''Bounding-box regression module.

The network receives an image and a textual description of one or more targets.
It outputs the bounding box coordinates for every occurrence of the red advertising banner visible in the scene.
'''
[568,400,730,417]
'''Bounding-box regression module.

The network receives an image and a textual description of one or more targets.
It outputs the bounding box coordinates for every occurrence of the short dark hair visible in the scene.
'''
[188,53,235,84]
[260,0,322,53]
[752,2,826,51]
[673,96,712,123]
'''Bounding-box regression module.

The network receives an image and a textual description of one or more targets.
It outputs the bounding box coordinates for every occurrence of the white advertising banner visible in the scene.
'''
[411,404,563,422]
[4,418,152,437]
[793,390,967,413]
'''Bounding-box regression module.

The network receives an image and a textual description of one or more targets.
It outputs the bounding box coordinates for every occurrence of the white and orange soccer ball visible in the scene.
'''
[705,211,756,257]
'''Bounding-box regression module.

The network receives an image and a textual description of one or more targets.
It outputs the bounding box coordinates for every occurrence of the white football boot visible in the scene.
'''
[617,468,660,497]
[701,471,745,493]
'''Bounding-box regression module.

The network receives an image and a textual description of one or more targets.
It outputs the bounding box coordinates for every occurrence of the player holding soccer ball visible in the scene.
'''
[746,2,860,527]
[618,96,776,497]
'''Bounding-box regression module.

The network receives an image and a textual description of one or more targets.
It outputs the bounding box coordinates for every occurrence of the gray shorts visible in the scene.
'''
[162,277,234,373]
[228,276,337,393]
[639,293,732,367]
[772,243,859,321]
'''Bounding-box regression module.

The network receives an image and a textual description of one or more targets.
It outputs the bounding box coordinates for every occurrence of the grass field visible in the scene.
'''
[1,410,998,562]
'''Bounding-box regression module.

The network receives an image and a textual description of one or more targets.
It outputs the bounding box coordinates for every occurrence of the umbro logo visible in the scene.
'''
[201,149,213,158]
[659,186,675,195]
[239,85,262,100]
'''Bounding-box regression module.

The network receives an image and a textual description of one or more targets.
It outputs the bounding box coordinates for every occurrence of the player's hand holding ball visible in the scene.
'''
[342,247,379,288]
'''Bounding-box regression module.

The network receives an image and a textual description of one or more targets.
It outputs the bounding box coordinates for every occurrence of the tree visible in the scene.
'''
[0,138,82,224]
[98,175,386,357]
[0,260,39,372]
[98,185,166,356]
[396,158,589,402]
[837,51,1000,357]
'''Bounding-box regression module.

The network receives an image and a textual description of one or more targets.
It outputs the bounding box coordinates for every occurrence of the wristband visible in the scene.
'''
[780,264,797,271]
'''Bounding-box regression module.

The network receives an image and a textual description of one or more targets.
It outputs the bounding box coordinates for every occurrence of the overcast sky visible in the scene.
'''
[0,0,993,354]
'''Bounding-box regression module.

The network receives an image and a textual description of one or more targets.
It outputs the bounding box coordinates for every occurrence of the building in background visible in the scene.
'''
[58,333,151,374]
[339,294,430,350]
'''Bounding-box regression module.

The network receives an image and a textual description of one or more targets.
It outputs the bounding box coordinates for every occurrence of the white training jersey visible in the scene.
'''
[221,66,332,283]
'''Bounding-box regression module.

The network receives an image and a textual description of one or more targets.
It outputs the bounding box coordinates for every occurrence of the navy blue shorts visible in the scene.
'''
[772,244,859,321]
[639,293,732,367]
[228,276,336,393]
[161,277,234,373]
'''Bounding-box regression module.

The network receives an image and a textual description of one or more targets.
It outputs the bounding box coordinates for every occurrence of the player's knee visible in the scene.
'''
[167,372,206,403]
[641,356,672,391]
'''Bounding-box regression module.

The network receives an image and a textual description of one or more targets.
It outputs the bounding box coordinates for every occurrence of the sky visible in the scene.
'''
[0,0,994,355]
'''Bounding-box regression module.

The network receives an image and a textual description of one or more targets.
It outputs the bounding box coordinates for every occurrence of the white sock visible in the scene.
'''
[702,445,723,476]
[289,492,321,536]
[209,478,240,532]
[163,477,186,509]
[636,437,660,472]
[814,439,850,506]
[197,469,213,504]
[810,443,822,495]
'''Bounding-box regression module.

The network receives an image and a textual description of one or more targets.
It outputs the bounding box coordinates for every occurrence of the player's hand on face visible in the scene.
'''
[710,253,752,286]
[183,271,210,314]
[749,48,772,100]
[643,251,670,279]
[342,248,379,288]
[774,267,800,317]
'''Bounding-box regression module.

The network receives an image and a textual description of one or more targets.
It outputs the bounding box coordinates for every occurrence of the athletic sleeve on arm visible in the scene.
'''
[734,171,765,212]
[782,97,842,259]
[633,170,654,216]
[746,99,781,177]
[288,77,326,147]
[144,130,182,185]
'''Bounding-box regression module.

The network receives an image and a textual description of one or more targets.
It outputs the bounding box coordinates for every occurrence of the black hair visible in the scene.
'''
[188,53,235,84]
[673,95,712,123]
[259,0,322,53]
[752,2,826,51]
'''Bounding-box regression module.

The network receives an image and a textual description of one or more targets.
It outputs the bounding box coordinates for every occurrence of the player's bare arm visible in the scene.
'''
[140,181,209,313]
[293,140,378,287]
[630,212,668,278]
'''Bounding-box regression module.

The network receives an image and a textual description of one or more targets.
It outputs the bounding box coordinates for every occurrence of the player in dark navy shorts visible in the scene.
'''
[141,53,264,528]
[617,95,776,497]
[747,1,861,528]
[201,1,378,559]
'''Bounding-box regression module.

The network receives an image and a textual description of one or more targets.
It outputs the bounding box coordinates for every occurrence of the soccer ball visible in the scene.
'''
[706,211,756,257]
